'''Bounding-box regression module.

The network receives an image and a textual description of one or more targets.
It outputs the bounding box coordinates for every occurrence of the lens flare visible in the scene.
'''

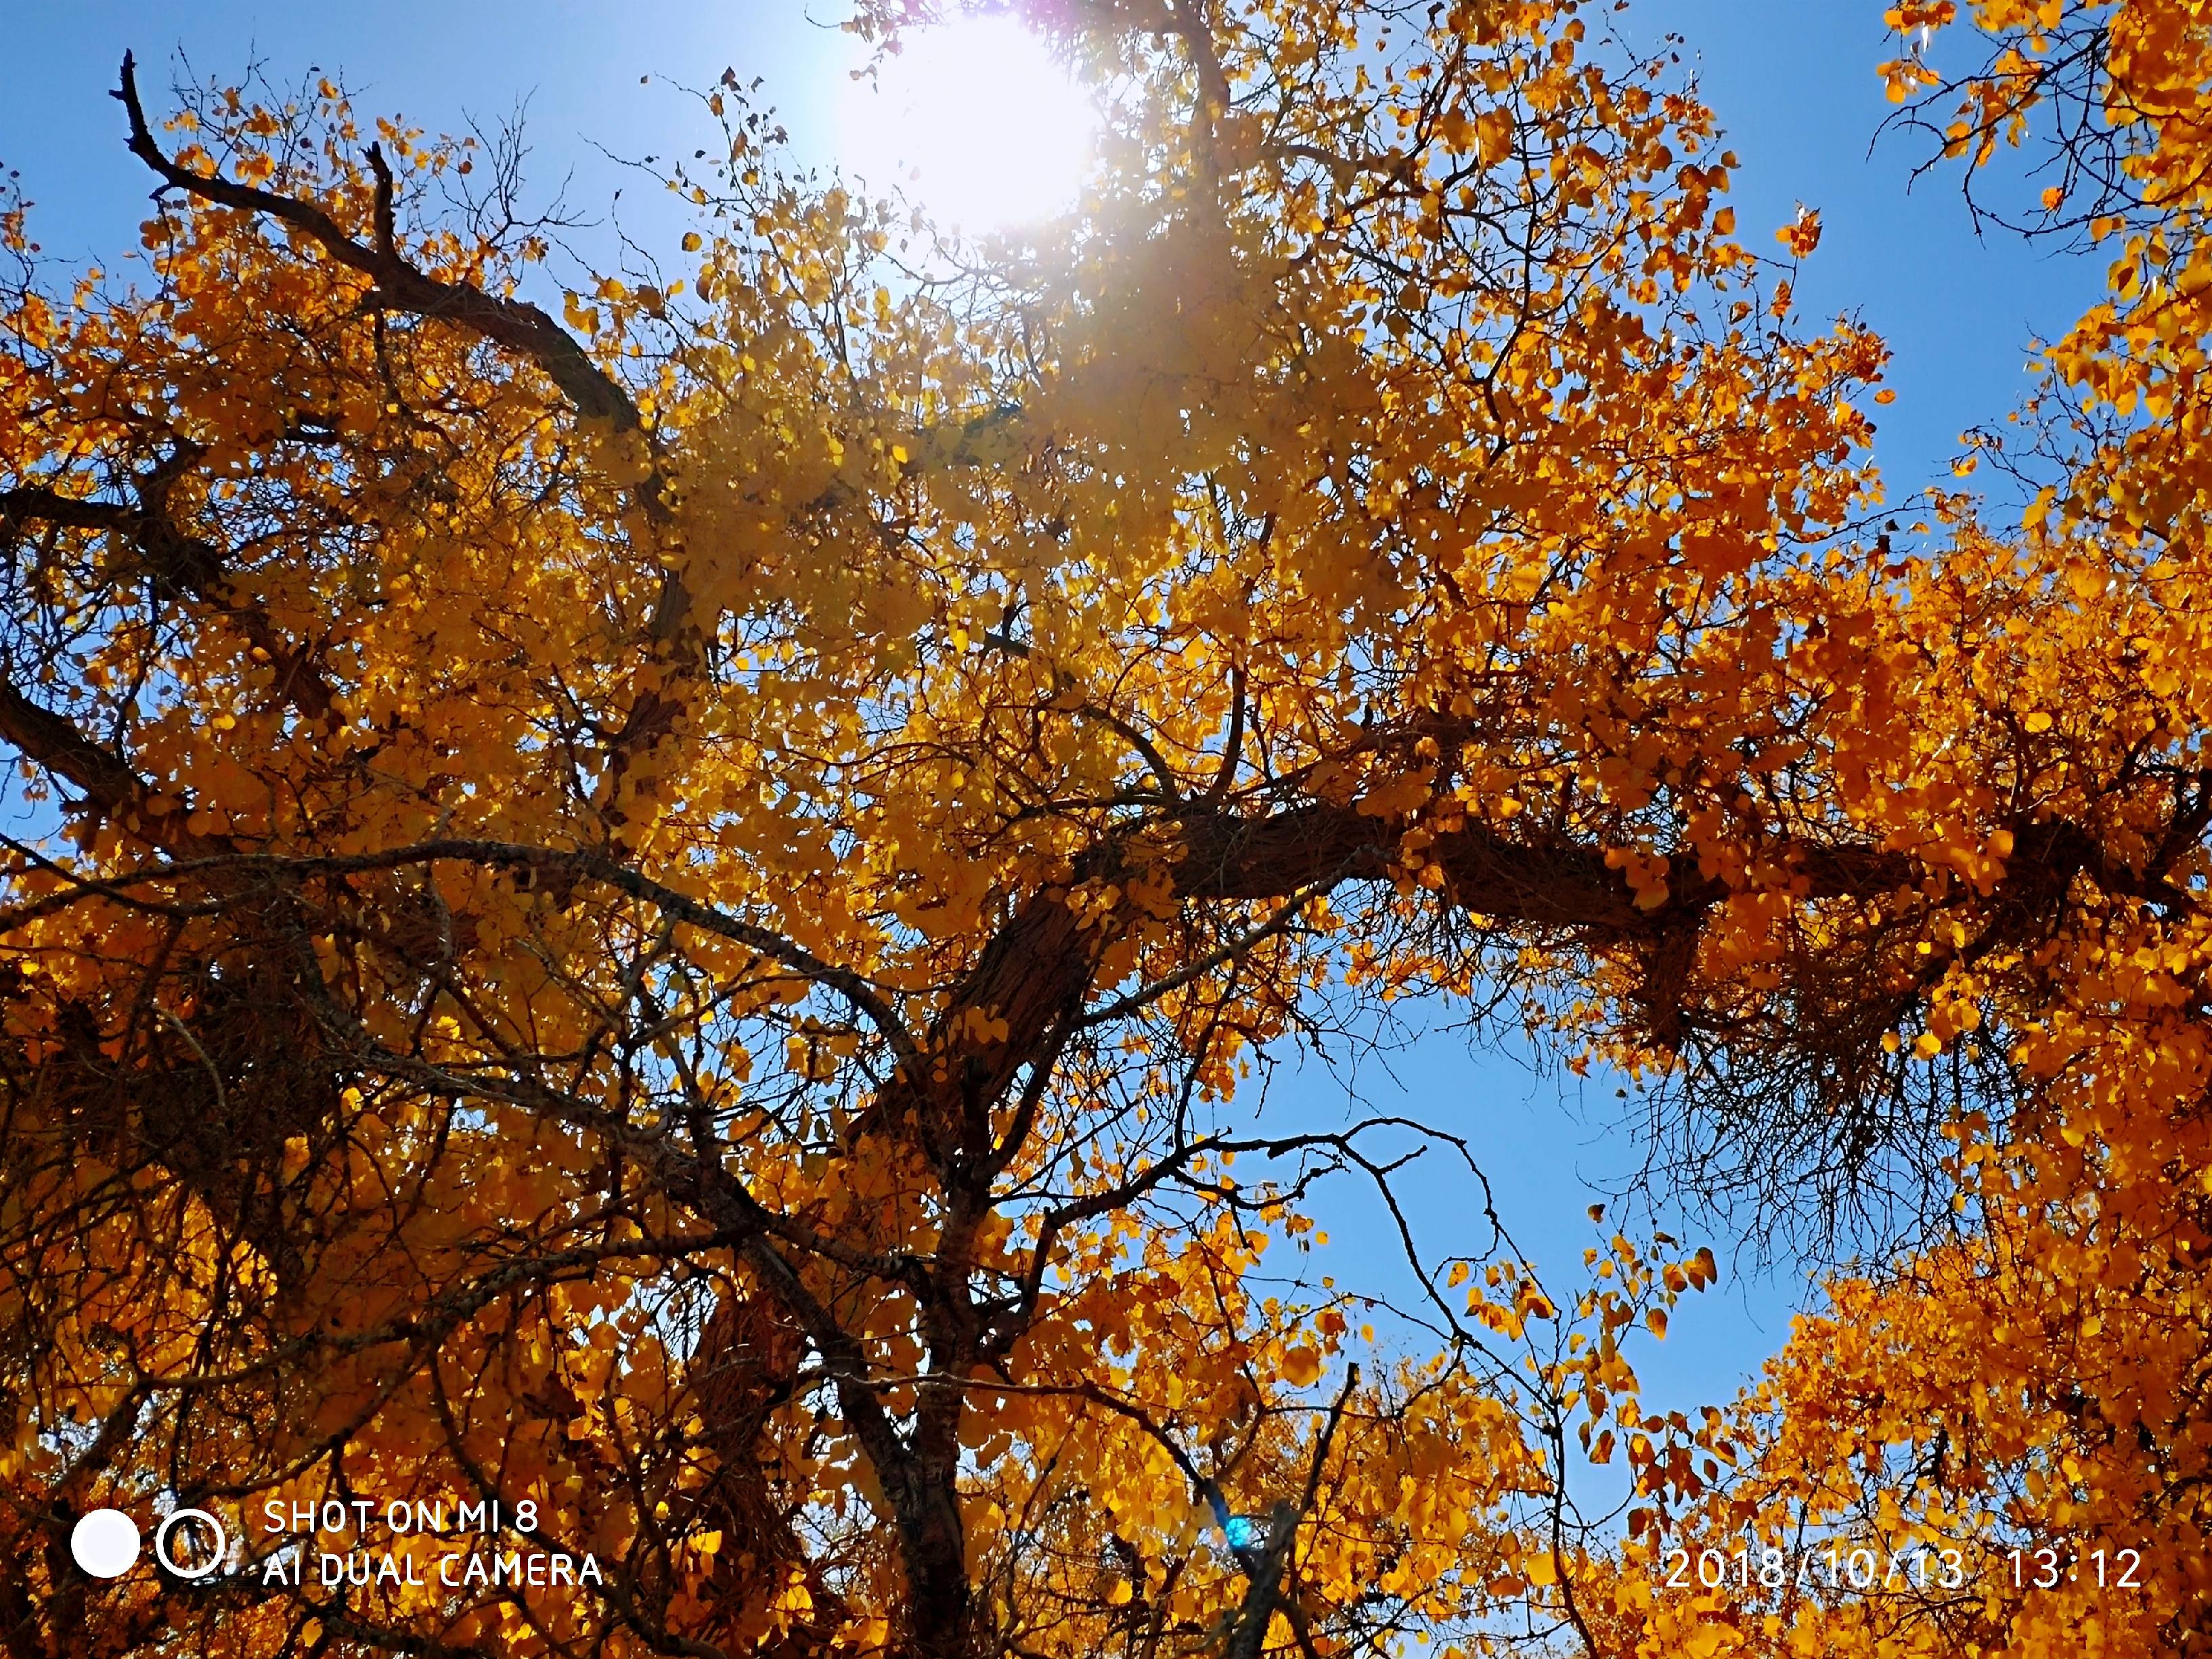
[838,14,1094,231]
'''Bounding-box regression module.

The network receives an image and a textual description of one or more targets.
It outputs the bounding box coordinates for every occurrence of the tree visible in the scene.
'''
[1,0,2206,1655]
[1600,5,2212,1656]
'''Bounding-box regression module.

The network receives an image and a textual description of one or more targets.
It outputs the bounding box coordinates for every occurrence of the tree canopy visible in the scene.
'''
[3,0,2209,1654]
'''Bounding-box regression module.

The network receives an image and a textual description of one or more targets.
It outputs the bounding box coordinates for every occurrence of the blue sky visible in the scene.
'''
[1,1,2099,1463]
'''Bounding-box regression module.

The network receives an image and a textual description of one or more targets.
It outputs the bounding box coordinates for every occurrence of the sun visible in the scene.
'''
[837,14,1095,234]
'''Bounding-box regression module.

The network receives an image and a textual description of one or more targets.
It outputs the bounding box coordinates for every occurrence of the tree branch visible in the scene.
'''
[3,469,339,725]
[114,53,647,440]
[0,673,223,855]
[0,834,919,1063]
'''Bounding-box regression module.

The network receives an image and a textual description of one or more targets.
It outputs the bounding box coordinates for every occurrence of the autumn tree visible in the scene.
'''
[3,0,2209,1656]
[1594,5,2212,1657]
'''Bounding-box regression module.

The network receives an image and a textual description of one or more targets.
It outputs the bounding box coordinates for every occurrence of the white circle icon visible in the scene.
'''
[70,1508,141,1578]
[154,1508,227,1580]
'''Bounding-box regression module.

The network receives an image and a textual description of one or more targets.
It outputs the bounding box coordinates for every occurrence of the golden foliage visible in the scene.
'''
[0,0,2208,1654]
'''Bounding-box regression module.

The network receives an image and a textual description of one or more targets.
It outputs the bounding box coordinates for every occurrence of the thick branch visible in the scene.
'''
[1170,799,1922,918]
[0,673,222,855]
[858,889,1103,1164]
[3,473,338,725]
[114,54,644,439]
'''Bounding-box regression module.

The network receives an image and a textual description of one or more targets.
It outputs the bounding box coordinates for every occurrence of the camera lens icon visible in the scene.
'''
[70,1507,228,1580]
[156,1509,228,1578]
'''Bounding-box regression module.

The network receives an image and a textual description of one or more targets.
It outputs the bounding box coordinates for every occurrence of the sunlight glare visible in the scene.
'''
[839,14,1094,232]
